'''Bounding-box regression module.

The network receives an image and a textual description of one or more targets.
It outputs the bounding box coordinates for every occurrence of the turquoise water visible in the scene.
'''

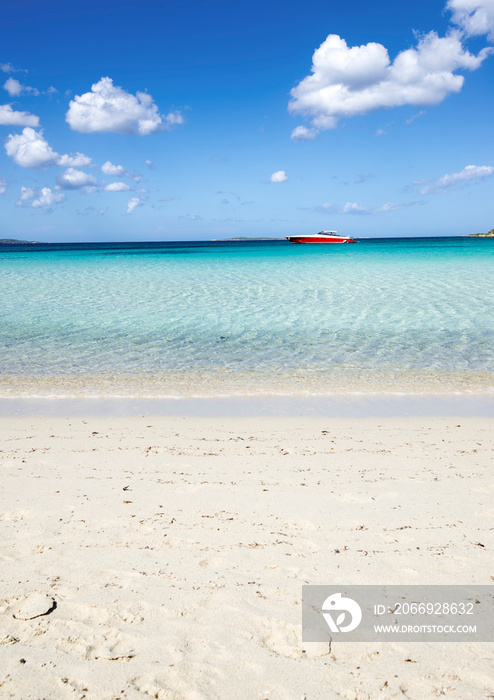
[1,238,493,397]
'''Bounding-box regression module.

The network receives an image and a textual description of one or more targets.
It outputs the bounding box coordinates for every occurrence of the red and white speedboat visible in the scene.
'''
[286,230,356,244]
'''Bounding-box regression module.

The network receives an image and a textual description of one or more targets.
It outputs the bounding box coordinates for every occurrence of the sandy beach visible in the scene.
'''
[1,414,493,699]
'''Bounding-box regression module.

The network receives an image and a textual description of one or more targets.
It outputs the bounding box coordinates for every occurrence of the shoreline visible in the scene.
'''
[1,392,494,417]
[2,369,493,398]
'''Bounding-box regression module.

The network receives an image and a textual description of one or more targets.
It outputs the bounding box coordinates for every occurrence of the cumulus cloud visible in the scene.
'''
[56,168,97,190]
[270,170,288,183]
[448,0,494,41]
[126,196,144,214]
[66,77,183,135]
[17,186,65,210]
[341,201,371,214]
[101,160,124,176]
[0,104,39,127]
[5,127,92,169]
[416,164,494,193]
[5,128,59,167]
[3,77,39,97]
[163,111,184,127]
[0,178,7,194]
[289,29,492,131]
[17,187,35,203]
[101,160,142,182]
[57,152,92,167]
[104,181,131,192]
[291,125,319,141]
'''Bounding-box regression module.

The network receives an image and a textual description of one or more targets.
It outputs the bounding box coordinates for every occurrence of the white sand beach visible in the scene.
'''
[1,415,493,699]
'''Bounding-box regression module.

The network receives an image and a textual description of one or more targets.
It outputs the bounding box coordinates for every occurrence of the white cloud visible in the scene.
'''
[101,160,142,181]
[0,63,26,74]
[0,104,39,127]
[101,160,124,176]
[417,164,494,193]
[448,0,494,41]
[405,110,426,125]
[105,181,131,192]
[17,186,34,202]
[31,188,65,209]
[270,170,288,183]
[163,111,184,127]
[342,201,371,214]
[145,159,153,169]
[17,186,65,210]
[316,200,416,215]
[126,196,144,214]
[375,202,410,212]
[0,178,7,194]
[66,77,183,135]
[5,128,59,167]
[5,127,92,169]
[289,30,492,132]
[4,78,22,96]
[3,77,39,97]
[57,152,92,167]
[291,125,319,141]
[56,168,97,190]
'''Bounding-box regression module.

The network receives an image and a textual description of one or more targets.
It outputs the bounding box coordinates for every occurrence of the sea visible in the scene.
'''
[1,237,493,401]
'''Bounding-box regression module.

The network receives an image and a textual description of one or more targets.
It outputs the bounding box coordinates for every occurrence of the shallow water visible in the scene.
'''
[1,237,493,397]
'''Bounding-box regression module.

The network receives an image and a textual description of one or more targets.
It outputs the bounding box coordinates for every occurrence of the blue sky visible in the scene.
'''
[1,0,493,241]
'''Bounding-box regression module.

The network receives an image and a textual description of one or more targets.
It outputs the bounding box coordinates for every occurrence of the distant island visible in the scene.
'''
[0,238,38,245]
[469,228,494,237]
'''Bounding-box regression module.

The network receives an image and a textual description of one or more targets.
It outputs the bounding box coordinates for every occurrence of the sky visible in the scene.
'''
[1,0,493,241]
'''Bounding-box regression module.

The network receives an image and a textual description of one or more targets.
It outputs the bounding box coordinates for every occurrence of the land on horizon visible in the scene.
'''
[2,229,494,245]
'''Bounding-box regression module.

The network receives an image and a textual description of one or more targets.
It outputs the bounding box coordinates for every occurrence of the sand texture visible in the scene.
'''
[0,416,493,699]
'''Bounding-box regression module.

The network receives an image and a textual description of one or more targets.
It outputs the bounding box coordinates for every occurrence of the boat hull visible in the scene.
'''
[287,236,356,244]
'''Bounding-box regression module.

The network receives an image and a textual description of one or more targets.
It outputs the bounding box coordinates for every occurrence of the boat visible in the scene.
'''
[286,230,356,244]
